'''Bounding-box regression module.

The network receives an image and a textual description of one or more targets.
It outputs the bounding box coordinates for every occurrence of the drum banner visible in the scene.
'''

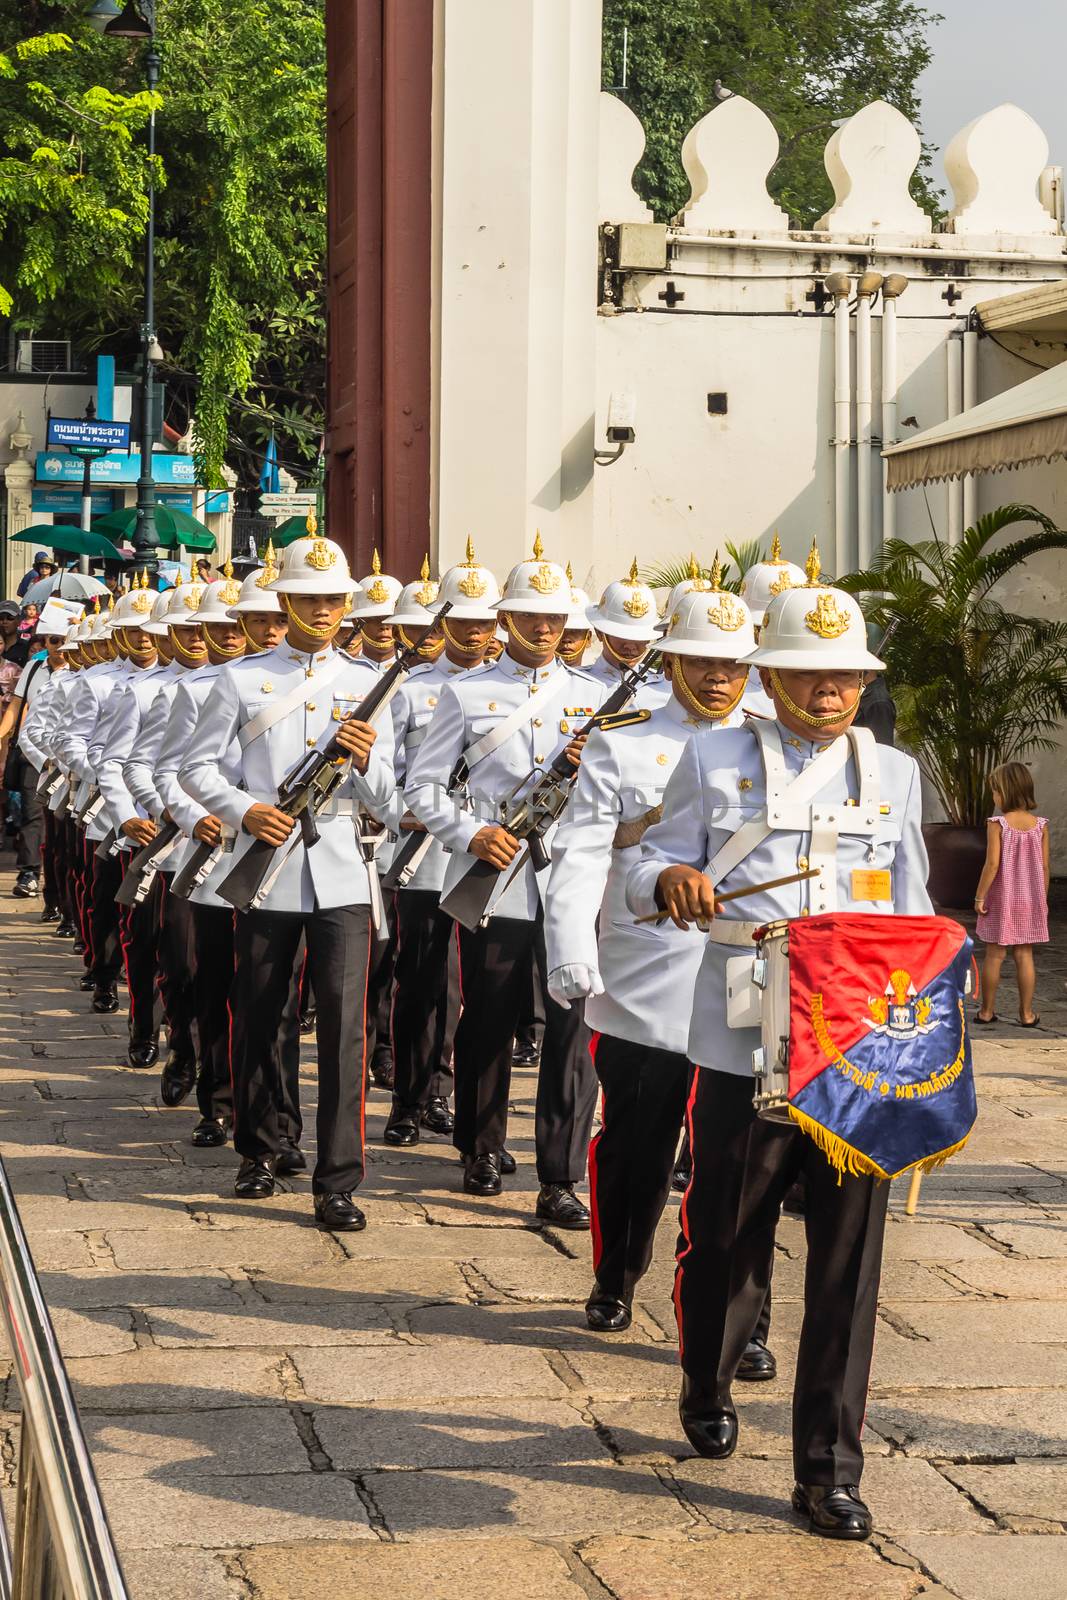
[786,913,977,1181]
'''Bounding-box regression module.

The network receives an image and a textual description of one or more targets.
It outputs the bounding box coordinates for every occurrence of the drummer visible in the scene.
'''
[626,540,932,1541]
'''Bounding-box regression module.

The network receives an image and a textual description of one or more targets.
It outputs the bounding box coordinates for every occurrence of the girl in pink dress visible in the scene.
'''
[974,762,1050,1027]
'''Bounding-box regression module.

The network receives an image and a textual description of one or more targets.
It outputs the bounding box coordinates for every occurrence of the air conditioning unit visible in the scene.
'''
[16,339,73,374]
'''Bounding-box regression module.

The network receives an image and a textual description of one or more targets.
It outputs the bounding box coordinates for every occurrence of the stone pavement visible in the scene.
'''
[0,874,1064,1600]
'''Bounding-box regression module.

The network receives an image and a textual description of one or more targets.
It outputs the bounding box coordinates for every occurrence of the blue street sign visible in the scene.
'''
[47,416,131,453]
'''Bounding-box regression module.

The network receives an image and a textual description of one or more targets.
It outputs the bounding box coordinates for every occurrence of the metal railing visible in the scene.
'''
[0,1157,128,1599]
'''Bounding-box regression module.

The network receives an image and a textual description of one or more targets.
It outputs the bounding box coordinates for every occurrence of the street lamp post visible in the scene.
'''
[88,0,161,583]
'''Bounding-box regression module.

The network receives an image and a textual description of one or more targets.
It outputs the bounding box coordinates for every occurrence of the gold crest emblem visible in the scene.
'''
[770,570,796,596]
[529,564,561,595]
[804,593,850,640]
[414,555,437,608]
[458,536,488,599]
[131,570,153,614]
[184,584,203,611]
[707,595,746,631]
[621,558,650,618]
[306,539,337,572]
[255,538,279,590]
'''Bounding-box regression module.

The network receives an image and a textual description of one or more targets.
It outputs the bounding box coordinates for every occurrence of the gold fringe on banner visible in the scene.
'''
[787,1105,973,1185]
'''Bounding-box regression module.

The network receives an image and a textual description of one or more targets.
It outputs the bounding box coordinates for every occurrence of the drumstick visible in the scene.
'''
[633,866,820,926]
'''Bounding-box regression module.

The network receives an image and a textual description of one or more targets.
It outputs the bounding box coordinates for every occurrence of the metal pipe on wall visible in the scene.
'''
[962,326,978,534]
[855,271,882,570]
[880,274,908,548]
[946,334,964,546]
[826,273,853,576]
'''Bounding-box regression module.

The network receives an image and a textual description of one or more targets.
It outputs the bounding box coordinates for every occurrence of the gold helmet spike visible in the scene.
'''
[222,558,233,580]
[305,509,318,537]
[805,537,822,587]
[464,536,476,566]
[769,532,783,562]
[420,554,430,582]
[264,537,277,567]
[532,531,544,561]
[625,558,640,586]
[709,553,724,591]
[92,596,101,615]
[371,549,382,575]
[687,554,700,581]
[565,561,574,583]
[108,592,115,611]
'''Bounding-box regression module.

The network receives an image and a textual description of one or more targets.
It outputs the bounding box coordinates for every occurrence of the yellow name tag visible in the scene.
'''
[852,868,891,902]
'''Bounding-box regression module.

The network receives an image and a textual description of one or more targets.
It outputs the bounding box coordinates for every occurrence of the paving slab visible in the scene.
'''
[979,1218,1067,1257]
[38,1267,245,1310]
[238,1537,588,1600]
[102,1471,373,1549]
[880,1220,1004,1262]
[893,1298,1067,1344]
[942,1462,1067,1530]
[118,1548,244,1600]
[291,1341,568,1404]
[85,1406,310,1479]
[105,1225,340,1271]
[66,1349,287,1412]
[242,1259,471,1304]
[335,1223,564,1261]
[868,1387,1067,1459]
[868,1325,1067,1390]
[142,1304,397,1348]
[896,1535,1067,1600]
[943,1257,1067,1299]
[313,1397,612,1471]
[404,1299,661,1351]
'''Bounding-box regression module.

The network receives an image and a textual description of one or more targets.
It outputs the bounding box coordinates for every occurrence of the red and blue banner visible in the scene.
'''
[786,913,977,1180]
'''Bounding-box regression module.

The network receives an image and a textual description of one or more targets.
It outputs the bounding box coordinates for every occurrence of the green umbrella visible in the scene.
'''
[271,514,319,548]
[10,524,124,561]
[93,505,216,553]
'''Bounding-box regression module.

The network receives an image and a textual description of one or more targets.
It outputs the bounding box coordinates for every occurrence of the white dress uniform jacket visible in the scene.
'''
[179,642,397,914]
[156,665,242,907]
[27,672,79,810]
[626,718,933,1076]
[584,653,671,711]
[96,664,177,834]
[546,698,749,1054]
[388,658,488,894]
[124,667,184,824]
[56,660,132,842]
[17,665,69,772]
[405,654,605,921]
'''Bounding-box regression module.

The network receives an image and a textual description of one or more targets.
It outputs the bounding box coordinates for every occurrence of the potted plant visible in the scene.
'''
[838,504,1067,907]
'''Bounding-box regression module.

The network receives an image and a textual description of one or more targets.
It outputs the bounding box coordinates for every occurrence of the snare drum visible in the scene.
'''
[751,921,792,1122]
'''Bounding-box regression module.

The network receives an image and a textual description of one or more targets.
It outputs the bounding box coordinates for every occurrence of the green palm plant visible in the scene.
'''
[642,537,767,596]
[837,504,1067,827]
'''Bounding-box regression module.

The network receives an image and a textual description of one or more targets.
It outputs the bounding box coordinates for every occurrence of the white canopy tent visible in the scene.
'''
[882,358,1067,490]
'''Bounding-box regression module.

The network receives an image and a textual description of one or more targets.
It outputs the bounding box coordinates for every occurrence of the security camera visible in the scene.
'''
[606,389,637,445]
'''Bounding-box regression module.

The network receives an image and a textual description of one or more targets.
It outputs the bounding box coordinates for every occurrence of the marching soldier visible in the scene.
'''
[11,602,80,916]
[546,579,766,1332]
[740,535,806,718]
[406,535,605,1225]
[557,565,593,667]
[626,541,932,1539]
[384,541,501,1147]
[179,535,396,1230]
[351,550,402,671]
[585,562,669,709]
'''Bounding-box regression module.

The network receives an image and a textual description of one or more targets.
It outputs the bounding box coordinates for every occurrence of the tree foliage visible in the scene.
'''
[602,0,942,226]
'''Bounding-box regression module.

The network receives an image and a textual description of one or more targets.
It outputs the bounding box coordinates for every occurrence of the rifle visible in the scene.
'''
[380,821,434,893]
[114,818,182,908]
[439,657,655,932]
[168,836,222,901]
[75,788,105,828]
[216,604,452,913]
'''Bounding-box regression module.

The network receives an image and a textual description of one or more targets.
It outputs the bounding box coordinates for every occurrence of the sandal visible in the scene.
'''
[974,1012,998,1025]
[1018,1015,1041,1028]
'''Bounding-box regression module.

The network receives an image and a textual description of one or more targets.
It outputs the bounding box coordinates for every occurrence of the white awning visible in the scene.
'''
[882,359,1067,491]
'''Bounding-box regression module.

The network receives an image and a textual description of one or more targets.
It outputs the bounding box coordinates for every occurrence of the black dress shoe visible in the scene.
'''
[463,1154,502,1196]
[234,1158,276,1198]
[79,973,95,991]
[369,1056,394,1091]
[192,1117,228,1148]
[536,1183,590,1231]
[791,1483,872,1541]
[782,1177,807,1217]
[511,1042,540,1067]
[127,1038,159,1070]
[314,1191,366,1232]
[679,1375,738,1459]
[586,1286,632,1332]
[73,937,87,955]
[299,1006,317,1035]
[671,1163,692,1193]
[41,905,60,923]
[54,919,77,938]
[159,1054,197,1106]
[421,1095,454,1135]
[737,1338,777,1382]
[276,1142,307,1176]
[499,1148,517,1176]
[92,984,119,1014]
[384,1109,420,1147]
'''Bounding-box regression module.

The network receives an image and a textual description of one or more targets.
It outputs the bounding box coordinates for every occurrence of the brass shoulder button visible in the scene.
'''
[488,701,498,712]
[657,753,669,765]
[738,777,753,791]
[427,695,438,708]
[260,683,274,694]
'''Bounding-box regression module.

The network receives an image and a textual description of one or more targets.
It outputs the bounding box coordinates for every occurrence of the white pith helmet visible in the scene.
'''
[659,563,756,659]
[227,542,283,616]
[166,581,209,628]
[662,555,720,618]
[60,616,85,652]
[494,534,570,617]
[190,562,244,625]
[111,572,157,629]
[563,563,593,632]
[744,540,884,671]
[390,558,439,627]
[587,559,661,641]
[143,588,178,636]
[429,539,501,619]
[740,533,807,625]
[270,532,354,597]
[351,549,402,618]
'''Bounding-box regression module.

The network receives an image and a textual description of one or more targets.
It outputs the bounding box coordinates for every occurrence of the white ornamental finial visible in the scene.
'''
[815,101,930,235]
[945,105,1058,237]
[679,96,787,232]
[598,92,652,224]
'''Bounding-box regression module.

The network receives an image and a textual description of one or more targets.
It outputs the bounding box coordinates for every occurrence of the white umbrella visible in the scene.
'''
[21,571,110,608]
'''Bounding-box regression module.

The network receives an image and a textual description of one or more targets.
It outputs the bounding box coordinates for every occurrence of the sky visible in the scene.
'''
[918,0,1065,192]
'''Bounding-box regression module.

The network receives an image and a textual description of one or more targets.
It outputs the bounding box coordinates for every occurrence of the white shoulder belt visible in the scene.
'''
[239,654,346,748]
[458,669,570,778]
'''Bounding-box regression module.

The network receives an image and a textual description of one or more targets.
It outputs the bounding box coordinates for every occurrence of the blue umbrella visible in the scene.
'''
[260,433,280,497]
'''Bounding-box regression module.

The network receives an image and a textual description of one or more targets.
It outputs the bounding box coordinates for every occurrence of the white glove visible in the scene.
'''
[547,963,605,1011]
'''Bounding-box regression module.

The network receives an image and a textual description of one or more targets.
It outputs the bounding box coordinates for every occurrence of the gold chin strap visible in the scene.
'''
[442,616,488,658]
[282,594,340,643]
[600,635,648,668]
[769,668,862,729]
[204,624,244,659]
[170,631,208,668]
[673,659,746,723]
[359,624,394,652]
[396,623,445,657]
[558,631,591,664]
[239,618,263,654]
[504,611,564,656]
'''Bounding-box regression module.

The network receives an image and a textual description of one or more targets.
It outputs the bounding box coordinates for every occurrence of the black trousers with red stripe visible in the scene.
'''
[72,827,92,963]
[157,876,196,1063]
[41,807,66,918]
[118,858,163,1046]
[676,1067,889,1486]
[365,896,396,1075]
[454,912,597,1184]
[391,890,459,1115]
[229,905,370,1193]
[589,1033,690,1304]
[89,847,123,989]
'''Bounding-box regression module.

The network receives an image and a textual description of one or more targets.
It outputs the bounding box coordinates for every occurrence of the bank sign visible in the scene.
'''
[35,451,197,487]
